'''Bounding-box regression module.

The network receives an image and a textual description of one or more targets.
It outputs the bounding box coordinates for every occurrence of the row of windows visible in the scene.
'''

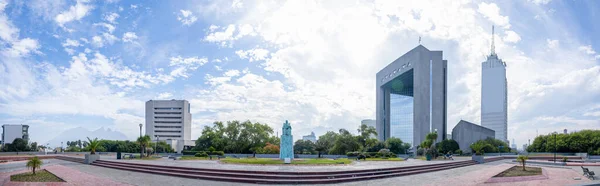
[155,130,182,133]
[154,112,182,115]
[381,62,412,82]
[154,108,182,110]
[154,126,182,128]
[157,135,181,138]
[154,117,182,119]
[154,121,181,123]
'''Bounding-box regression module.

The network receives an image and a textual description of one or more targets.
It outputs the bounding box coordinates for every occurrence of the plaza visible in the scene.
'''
[1,154,598,185]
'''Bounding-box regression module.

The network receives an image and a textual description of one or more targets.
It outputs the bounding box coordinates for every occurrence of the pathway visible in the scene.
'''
[0,164,130,186]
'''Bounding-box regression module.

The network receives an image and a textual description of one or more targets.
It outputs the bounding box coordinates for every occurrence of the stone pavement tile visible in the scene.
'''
[0,164,131,186]
[425,163,592,186]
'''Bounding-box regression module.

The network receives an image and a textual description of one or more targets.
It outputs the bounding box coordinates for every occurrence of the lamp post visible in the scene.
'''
[61,142,63,153]
[553,132,557,163]
[155,135,159,154]
[139,123,143,137]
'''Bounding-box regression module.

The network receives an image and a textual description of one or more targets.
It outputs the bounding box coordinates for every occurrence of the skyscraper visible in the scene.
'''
[376,45,448,147]
[481,26,508,143]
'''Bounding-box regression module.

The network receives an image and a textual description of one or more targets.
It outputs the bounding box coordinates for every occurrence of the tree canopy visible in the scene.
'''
[527,130,600,155]
[194,120,277,154]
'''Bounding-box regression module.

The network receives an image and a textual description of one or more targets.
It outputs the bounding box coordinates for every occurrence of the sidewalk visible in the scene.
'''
[0,164,131,186]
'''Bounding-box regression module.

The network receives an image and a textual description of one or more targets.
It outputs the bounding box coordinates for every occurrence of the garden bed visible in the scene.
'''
[10,169,65,182]
[494,166,542,177]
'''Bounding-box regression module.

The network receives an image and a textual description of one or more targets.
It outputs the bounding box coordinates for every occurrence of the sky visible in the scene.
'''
[0,0,599,149]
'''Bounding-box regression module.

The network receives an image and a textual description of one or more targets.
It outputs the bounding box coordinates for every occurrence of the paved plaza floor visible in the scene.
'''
[0,157,597,186]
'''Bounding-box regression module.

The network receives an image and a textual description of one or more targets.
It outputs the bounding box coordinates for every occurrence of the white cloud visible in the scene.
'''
[169,56,209,78]
[104,12,119,24]
[235,48,270,62]
[578,45,596,55]
[224,69,240,77]
[94,22,116,33]
[62,39,81,47]
[156,92,173,99]
[478,2,510,28]
[503,31,521,43]
[3,38,40,57]
[91,36,103,47]
[547,39,559,49]
[55,0,94,27]
[177,10,197,26]
[204,24,236,47]
[64,48,75,55]
[528,0,551,5]
[122,32,138,43]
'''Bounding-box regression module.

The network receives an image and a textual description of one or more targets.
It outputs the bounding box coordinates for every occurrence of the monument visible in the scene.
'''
[279,120,294,160]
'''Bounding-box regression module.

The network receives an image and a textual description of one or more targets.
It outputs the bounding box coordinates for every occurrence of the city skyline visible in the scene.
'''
[0,0,599,148]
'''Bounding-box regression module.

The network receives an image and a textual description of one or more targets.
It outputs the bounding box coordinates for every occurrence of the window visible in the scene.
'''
[157,135,181,138]
[155,126,182,128]
[154,121,181,123]
[154,117,182,119]
[154,108,182,110]
[154,112,182,114]
[155,130,182,133]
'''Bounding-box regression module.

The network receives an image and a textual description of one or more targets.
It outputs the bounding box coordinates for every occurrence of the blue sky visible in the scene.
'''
[0,0,599,148]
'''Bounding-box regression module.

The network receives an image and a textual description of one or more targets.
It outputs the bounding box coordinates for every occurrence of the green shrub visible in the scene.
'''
[346,152,360,157]
[211,151,225,156]
[195,152,208,157]
[455,149,463,155]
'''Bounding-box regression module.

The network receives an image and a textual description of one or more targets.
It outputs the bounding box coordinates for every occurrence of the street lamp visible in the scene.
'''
[553,132,557,163]
[139,123,143,137]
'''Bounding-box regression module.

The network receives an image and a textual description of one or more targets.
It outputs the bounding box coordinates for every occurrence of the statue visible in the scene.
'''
[279,120,294,160]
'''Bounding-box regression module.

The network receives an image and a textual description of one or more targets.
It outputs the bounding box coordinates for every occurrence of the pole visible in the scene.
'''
[155,136,158,154]
[553,133,556,163]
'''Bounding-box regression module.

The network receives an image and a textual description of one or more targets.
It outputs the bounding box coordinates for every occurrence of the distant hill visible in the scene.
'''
[45,127,128,147]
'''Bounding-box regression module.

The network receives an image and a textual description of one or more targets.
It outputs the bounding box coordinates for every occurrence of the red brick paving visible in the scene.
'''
[0,165,131,186]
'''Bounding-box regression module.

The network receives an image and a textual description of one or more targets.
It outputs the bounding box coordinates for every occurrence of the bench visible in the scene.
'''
[582,166,595,180]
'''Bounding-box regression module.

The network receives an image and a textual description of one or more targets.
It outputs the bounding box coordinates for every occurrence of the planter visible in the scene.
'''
[85,154,100,164]
[426,154,432,161]
[472,155,484,164]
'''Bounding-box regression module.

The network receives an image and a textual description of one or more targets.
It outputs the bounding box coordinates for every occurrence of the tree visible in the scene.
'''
[136,135,151,158]
[26,156,42,175]
[87,137,100,154]
[357,124,377,149]
[330,129,360,154]
[10,138,29,152]
[294,140,316,154]
[261,143,280,154]
[317,131,338,155]
[30,142,38,151]
[436,139,459,154]
[386,137,409,154]
[517,155,528,171]
[366,139,386,152]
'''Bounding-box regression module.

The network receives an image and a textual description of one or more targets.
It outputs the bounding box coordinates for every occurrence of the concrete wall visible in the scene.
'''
[376,45,447,147]
[452,120,495,153]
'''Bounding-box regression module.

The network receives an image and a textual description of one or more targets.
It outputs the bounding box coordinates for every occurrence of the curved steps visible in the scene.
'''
[91,159,477,184]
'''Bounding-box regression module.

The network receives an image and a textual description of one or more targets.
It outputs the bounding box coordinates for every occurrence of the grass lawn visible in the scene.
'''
[220,158,352,165]
[364,158,404,161]
[494,166,542,177]
[124,154,161,160]
[179,156,221,160]
[10,170,64,182]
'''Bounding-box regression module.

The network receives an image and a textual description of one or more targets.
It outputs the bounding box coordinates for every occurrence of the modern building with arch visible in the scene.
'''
[376,45,448,148]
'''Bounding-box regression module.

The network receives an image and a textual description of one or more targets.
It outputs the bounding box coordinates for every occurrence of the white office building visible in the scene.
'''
[302,132,317,143]
[145,100,193,153]
[481,26,508,143]
[1,124,29,146]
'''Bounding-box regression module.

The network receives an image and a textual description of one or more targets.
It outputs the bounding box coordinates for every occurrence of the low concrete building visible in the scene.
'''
[451,120,495,153]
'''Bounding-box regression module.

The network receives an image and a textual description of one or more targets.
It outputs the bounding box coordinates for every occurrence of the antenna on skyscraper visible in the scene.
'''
[491,25,496,55]
[418,36,421,45]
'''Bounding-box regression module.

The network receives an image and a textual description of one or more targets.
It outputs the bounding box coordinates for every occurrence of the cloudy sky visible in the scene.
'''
[0,0,599,148]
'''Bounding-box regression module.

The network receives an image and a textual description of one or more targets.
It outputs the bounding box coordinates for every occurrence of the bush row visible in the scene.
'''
[346,151,398,158]
[182,150,225,156]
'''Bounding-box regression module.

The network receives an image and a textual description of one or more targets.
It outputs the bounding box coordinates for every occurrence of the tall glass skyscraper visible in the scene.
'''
[376,45,447,148]
[481,26,508,143]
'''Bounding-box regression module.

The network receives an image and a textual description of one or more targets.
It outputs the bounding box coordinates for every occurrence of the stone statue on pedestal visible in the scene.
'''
[279,120,294,160]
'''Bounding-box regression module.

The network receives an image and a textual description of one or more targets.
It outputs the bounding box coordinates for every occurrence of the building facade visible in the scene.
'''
[481,26,508,143]
[361,119,377,138]
[145,100,192,153]
[2,124,29,145]
[451,120,495,153]
[376,45,448,148]
[302,132,317,143]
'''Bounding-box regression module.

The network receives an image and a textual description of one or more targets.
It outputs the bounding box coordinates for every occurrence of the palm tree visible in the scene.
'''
[517,155,528,171]
[87,137,100,154]
[137,135,151,158]
[26,156,43,175]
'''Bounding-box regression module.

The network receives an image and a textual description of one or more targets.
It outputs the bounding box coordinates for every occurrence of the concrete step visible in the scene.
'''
[92,160,476,180]
[91,160,477,184]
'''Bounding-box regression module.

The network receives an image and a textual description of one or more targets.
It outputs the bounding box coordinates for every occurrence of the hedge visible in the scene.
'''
[182,150,225,156]
[346,151,397,158]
